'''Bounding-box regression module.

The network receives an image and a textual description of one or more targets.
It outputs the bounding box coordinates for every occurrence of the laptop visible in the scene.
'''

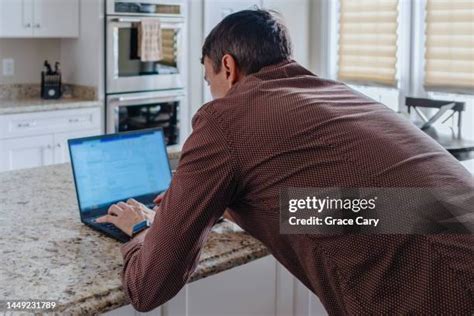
[68,128,172,243]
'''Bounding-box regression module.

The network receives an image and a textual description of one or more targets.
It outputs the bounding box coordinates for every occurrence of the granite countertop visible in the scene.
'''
[0,98,103,115]
[0,159,269,314]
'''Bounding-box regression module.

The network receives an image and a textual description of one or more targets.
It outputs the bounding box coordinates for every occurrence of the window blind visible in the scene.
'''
[338,0,399,86]
[425,0,474,91]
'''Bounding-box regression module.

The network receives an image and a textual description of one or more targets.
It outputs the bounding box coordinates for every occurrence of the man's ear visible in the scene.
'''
[221,54,240,85]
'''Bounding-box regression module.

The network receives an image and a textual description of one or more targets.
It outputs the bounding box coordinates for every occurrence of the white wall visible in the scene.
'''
[0,39,61,84]
[60,0,104,99]
[188,0,311,116]
[0,0,103,94]
[186,0,205,134]
[263,0,310,69]
[309,0,333,79]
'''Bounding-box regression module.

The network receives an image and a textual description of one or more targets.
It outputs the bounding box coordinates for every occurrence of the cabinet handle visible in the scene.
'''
[46,144,52,150]
[69,118,80,123]
[56,143,61,148]
[17,122,31,128]
[25,23,31,28]
[34,23,40,28]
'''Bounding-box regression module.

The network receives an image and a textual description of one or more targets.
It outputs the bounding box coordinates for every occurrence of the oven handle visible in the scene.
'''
[109,94,184,104]
[111,17,185,23]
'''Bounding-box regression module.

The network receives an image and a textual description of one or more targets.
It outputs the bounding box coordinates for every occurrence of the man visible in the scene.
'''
[97,10,474,314]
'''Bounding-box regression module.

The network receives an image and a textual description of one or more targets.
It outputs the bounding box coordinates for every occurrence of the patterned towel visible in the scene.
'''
[137,19,163,62]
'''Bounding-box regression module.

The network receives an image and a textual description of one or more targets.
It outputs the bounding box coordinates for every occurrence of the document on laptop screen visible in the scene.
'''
[70,131,172,211]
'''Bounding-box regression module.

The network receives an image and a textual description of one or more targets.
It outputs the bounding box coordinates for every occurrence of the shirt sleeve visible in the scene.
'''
[119,108,239,312]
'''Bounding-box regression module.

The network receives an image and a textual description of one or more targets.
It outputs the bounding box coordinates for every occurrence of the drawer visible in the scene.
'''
[0,107,102,139]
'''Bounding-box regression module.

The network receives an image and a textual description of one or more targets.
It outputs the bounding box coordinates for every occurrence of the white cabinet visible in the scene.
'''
[0,107,102,172]
[0,0,34,37]
[0,0,79,38]
[102,256,328,316]
[185,255,277,316]
[32,0,79,37]
[103,256,279,316]
[53,130,99,164]
[0,134,54,171]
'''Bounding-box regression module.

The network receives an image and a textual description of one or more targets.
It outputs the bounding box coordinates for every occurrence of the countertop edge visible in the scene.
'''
[0,99,103,115]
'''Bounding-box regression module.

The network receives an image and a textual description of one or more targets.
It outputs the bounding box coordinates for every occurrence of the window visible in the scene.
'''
[424,0,474,92]
[337,0,400,86]
[331,0,474,125]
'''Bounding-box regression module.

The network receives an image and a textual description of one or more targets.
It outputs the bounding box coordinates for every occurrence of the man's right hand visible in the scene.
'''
[126,198,156,224]
[153,191,166,211]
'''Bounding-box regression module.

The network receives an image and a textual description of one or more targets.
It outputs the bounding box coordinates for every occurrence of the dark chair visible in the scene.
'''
[405,97,474,160]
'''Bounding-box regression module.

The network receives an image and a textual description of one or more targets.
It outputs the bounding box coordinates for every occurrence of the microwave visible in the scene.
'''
[106,90,184,146]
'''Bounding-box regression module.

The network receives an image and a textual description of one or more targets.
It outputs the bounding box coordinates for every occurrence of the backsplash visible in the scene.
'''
[0,39,61,84]
[0,83,97,100]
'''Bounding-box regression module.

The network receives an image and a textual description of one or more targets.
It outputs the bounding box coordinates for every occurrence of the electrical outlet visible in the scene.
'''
[2,58,15,76]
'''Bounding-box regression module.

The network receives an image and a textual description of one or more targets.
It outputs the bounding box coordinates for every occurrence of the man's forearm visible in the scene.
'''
[120,228,149,258]
[117,109,237,313]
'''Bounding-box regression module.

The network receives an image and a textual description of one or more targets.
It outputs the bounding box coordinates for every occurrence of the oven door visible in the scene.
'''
[107,90,185,145]
[106,16,185,94]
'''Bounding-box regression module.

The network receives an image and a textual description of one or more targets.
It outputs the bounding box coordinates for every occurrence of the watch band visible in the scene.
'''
[132,219,150,236]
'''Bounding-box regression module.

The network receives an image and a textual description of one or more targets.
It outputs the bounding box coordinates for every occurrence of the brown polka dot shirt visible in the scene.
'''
[120,60,474,314]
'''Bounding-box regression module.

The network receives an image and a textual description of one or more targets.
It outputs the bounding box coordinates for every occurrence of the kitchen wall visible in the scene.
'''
[60,0,104,99]
[309,0,334,79]
[264,0,310,68]
[0,0,103,97]
[0,39,61,84]
[187,0,311,118]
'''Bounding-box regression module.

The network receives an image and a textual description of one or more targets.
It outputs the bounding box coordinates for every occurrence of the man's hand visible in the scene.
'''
[126,198,156,223]
[96,201,148,237]
[153,191,166,211]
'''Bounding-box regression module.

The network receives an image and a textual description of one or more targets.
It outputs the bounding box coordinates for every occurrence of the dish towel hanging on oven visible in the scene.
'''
[137,19,163,62]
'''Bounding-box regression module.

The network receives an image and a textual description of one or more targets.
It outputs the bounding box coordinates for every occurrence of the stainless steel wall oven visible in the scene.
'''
[106,90,184,146]
[105,0,186,146]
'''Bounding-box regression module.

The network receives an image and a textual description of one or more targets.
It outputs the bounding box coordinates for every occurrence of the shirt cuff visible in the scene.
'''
[120,228,149,257]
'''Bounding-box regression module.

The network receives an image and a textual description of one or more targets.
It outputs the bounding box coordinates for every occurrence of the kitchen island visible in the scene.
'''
[0,159,269,315]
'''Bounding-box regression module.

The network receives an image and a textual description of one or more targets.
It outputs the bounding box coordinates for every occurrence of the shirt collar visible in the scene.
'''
[225,58,296,97]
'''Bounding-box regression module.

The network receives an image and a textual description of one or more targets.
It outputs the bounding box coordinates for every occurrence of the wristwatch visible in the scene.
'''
[131,219,151,237]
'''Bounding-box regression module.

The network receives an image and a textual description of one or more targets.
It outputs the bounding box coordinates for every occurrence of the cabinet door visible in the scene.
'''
[53,129,102,164]
[163,256,277,316]
[293,279,327,316]
[32,0,79,37]
[0,0,34,37]
[0,134,54,172]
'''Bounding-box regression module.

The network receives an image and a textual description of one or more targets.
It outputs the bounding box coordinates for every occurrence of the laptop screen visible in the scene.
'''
[69,129,172,212]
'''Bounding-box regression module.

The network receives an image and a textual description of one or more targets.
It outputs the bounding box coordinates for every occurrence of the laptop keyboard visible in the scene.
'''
[145,202,155,209]
[93,221,122,233]
[87,201,156,234]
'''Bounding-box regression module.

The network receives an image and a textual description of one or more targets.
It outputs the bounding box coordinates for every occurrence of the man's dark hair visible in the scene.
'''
[201,9,292,75]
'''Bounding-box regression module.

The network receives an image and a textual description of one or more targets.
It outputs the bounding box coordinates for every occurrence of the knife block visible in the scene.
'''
[41,72,62,99]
